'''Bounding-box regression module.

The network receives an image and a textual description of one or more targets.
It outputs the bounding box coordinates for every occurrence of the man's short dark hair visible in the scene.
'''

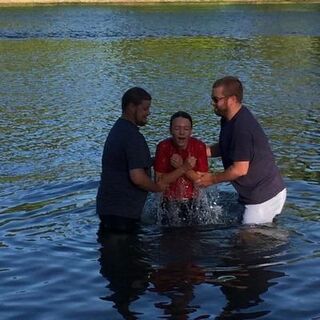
[121,87,152,112]
[212,76,243,103]
[170,111,193,129]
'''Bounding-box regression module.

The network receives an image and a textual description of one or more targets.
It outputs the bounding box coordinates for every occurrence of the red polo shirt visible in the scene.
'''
[154,137,208,200]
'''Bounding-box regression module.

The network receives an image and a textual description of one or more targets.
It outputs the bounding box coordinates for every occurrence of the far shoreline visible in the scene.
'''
[1,0,320,7]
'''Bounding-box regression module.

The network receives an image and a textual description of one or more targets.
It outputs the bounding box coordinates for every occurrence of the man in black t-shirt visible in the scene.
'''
[97,87,166,232]
[198,76,286,224]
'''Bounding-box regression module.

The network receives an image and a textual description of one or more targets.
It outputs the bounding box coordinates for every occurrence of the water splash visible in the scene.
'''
[143,187,222,227]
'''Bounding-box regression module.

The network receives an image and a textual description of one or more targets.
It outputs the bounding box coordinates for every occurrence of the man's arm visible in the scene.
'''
[170,153,206,183]
[170,144,208,183]
[155,157,196,185]
[198,161,249,186]
[206,143,221,158]
[129,168,166,192]
[184,170,207,183]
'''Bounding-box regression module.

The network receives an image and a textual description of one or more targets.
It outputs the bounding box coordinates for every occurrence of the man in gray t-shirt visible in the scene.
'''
[199,76,286,224]
[97,87,166,232]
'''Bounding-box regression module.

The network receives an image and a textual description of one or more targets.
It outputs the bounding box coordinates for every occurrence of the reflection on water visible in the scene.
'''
[98,223,290,319]
[98,228,150,320]
[1,3,320,320]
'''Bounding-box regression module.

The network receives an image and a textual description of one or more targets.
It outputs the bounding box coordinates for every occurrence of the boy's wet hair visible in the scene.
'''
[170,111,193,129]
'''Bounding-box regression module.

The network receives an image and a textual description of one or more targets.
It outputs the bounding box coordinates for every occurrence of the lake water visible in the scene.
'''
[0,3,320,319]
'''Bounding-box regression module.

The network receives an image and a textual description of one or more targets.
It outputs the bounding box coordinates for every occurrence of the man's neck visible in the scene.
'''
[121,113,136,125]
[226,104,242,121]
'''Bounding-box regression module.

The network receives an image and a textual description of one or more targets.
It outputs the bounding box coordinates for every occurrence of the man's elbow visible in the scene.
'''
[236,167,249,177]
[232,162,249,178]
[131,177,143,187]
[129,169,145,186]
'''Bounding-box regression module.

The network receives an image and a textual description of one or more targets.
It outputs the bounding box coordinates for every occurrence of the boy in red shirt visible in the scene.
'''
[154,111,209,225]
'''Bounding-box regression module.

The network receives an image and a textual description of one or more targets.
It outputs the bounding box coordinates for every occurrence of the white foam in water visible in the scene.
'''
[143,187,222,227]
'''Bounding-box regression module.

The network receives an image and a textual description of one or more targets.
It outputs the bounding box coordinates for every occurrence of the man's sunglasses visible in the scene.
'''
[211,96,228,104]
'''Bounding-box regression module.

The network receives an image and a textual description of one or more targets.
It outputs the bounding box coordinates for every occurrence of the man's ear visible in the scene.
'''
[229,95,238,105]
[126,102,136,114]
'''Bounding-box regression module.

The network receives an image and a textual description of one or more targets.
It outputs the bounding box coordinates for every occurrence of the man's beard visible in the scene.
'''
[136,119,147,126]
[214,108,223,117]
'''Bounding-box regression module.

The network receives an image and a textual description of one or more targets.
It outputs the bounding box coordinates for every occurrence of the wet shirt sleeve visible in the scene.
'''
[195,142,209,172]
[154,142,170,173]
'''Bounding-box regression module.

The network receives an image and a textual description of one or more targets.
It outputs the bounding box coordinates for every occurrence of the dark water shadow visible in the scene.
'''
[97,225,151,320]
[97,222,288,319]
[214,226,288,319]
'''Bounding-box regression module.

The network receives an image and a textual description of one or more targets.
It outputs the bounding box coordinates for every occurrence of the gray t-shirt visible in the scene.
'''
[97,118,152,219]
[219,106,285,204]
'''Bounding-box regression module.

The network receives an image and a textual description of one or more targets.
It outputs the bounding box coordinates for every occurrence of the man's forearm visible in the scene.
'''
[137,177,162,192]
[130,169,162,192]
[156,166,187,185]
[210,162,249,184]
[185,170,203,183]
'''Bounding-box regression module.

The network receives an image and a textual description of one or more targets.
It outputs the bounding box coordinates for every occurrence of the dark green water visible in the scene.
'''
[0,4,320,320]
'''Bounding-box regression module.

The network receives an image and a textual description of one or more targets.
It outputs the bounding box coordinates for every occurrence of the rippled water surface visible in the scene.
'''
[1,4,320,320]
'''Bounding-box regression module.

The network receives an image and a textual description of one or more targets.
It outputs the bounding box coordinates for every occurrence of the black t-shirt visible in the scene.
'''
[97,118,152,219]
[219,106,285,204]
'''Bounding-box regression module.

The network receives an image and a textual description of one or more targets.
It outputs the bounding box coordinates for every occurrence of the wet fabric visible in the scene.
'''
[219,106,285,204]
[97,118,152,220]
[242,188,287,224]
[154,137,208,200]
[159,198,195,226]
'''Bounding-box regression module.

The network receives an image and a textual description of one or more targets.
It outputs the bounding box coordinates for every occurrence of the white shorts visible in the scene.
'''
[242,188,287,225]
